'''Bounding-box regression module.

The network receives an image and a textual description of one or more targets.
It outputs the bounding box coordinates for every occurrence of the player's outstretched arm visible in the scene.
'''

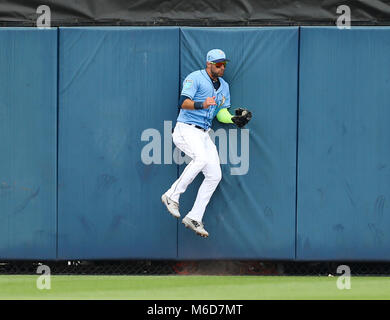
[216,108,234,124]
[217,107,253,128]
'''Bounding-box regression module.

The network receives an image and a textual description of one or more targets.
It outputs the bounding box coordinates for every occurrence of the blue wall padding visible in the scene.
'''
[177,28,298,259]
[3,26,390,261]
[0,29,57,259]
[58,27,180,259]
[297,27,390,260]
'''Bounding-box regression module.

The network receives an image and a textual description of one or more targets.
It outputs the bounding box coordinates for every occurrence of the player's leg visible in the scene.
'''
[185,136,221,222]
[183,135,221,237]
[165,123,209,201]
[162,123,209,217]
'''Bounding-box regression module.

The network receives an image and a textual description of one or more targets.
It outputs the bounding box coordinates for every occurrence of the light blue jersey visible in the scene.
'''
[177,69,231,130]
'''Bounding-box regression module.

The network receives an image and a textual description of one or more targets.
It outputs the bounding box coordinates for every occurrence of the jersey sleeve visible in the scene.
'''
[216,108,234,123]
[223,84,231,108]
[180,74,198,100]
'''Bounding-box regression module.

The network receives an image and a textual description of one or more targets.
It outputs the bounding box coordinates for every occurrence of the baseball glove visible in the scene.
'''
[232,108,252,128]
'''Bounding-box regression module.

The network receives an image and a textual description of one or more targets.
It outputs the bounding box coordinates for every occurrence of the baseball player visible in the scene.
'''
[161,49,252,238]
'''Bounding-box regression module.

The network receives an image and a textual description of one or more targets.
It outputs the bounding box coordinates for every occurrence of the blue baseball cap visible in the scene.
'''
[206,49,230,63]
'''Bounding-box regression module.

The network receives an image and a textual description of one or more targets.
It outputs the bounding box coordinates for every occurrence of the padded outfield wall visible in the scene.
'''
[0,28,57,259]
[297,27,390,261]
[0,26,389,260]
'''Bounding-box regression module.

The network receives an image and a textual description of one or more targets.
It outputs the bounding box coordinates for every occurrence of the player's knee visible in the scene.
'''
[208,167,222,185]
[194,157,208,170]
[215,168,222,183]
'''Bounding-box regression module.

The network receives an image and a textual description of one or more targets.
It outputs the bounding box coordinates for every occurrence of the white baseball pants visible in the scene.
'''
[165,122,222,222]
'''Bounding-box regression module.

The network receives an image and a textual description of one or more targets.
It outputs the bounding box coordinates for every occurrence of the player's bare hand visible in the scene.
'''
[202,96,217,109]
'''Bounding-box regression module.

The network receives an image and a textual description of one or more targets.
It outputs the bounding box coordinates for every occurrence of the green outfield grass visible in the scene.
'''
[0,275,389,300]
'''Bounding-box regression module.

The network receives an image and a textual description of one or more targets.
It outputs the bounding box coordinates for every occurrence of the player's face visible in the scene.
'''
[210,61,226,78]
